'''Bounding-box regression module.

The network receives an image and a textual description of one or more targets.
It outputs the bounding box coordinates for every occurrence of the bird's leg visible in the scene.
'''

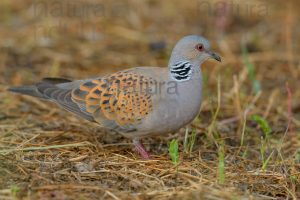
[133,138,150,159]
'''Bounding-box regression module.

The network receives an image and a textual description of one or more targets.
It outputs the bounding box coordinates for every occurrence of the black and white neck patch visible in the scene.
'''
[170,61,193,82]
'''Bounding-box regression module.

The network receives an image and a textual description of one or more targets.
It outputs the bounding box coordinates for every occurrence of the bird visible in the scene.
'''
[8,35,221,159]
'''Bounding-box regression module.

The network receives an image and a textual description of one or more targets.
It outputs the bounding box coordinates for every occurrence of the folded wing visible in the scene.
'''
[71,70,155,132]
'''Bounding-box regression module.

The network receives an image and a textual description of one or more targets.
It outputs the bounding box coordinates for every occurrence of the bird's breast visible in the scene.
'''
[134,73,203,137]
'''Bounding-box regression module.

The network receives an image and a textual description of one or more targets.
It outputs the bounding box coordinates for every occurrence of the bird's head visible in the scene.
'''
[169,35,221,66]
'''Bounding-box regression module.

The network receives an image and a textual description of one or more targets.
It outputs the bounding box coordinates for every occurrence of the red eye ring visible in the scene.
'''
[195,43,204,51]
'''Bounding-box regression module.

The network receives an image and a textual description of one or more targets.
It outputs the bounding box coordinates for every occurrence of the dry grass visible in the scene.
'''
[0,0,300,199]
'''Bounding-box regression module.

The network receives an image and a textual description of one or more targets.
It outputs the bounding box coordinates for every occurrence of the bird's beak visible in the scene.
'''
[206,50,221,62]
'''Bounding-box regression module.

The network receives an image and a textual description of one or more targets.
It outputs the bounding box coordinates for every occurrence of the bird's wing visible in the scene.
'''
[71,70,155,132]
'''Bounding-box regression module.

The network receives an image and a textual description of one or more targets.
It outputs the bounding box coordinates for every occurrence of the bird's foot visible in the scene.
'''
[133,139,150,159]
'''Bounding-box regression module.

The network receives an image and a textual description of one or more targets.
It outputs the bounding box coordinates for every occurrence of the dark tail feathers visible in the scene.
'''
[8,77,95,122]
[7,77,72,99]
[8,85,46,99]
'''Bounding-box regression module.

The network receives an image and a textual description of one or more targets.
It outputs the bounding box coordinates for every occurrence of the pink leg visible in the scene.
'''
[133,139,150,159]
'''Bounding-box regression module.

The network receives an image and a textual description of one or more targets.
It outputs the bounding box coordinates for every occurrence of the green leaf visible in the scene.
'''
[261,150,274,171]
[218,143,225,184]
[251,115,272,138]
[290,175,297,182]
[184,128,197,155]
[10,185,20,197]
[188,129,197,155]
[168,139,179,165]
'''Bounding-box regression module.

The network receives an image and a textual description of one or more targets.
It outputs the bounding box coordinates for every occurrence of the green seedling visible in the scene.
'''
[251,115,272,138]
[10,185,20,198]
[260,136,274,171]
[188,129,197,155]
[261,151,274,171]
[168,139,179,165]
[184,128,197,155]
[218,141,225,184]
[251,114,272,170]
[290,175,297,182]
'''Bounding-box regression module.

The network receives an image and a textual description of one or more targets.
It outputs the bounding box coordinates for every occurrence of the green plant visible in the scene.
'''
[251,115,272,138]
[184,128,197,155]
[169,139,179,165]
[10,185,20,198]
[218,142,225,184]
[188,129,197,155]
[251,114,273,170]
[290,175,297,182]
[260,137,274,171]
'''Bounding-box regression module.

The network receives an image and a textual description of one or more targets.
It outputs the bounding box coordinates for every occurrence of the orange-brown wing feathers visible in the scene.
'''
[71,71,154,131]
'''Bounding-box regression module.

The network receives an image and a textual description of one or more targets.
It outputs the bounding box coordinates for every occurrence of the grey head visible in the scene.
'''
[168,35,221,82]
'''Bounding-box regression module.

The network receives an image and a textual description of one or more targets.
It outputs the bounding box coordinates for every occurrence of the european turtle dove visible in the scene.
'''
[9,35,221,158]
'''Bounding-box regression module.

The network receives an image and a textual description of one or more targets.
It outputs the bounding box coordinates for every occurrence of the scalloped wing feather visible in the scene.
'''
[71,71,154,132]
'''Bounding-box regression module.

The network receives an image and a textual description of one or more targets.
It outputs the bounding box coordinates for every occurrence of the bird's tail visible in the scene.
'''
[8,85,46,99]
[7,78,72,99]
[8,78,95,122]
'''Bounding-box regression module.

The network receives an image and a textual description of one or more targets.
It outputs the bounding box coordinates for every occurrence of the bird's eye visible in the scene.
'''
[195,43,204,51]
